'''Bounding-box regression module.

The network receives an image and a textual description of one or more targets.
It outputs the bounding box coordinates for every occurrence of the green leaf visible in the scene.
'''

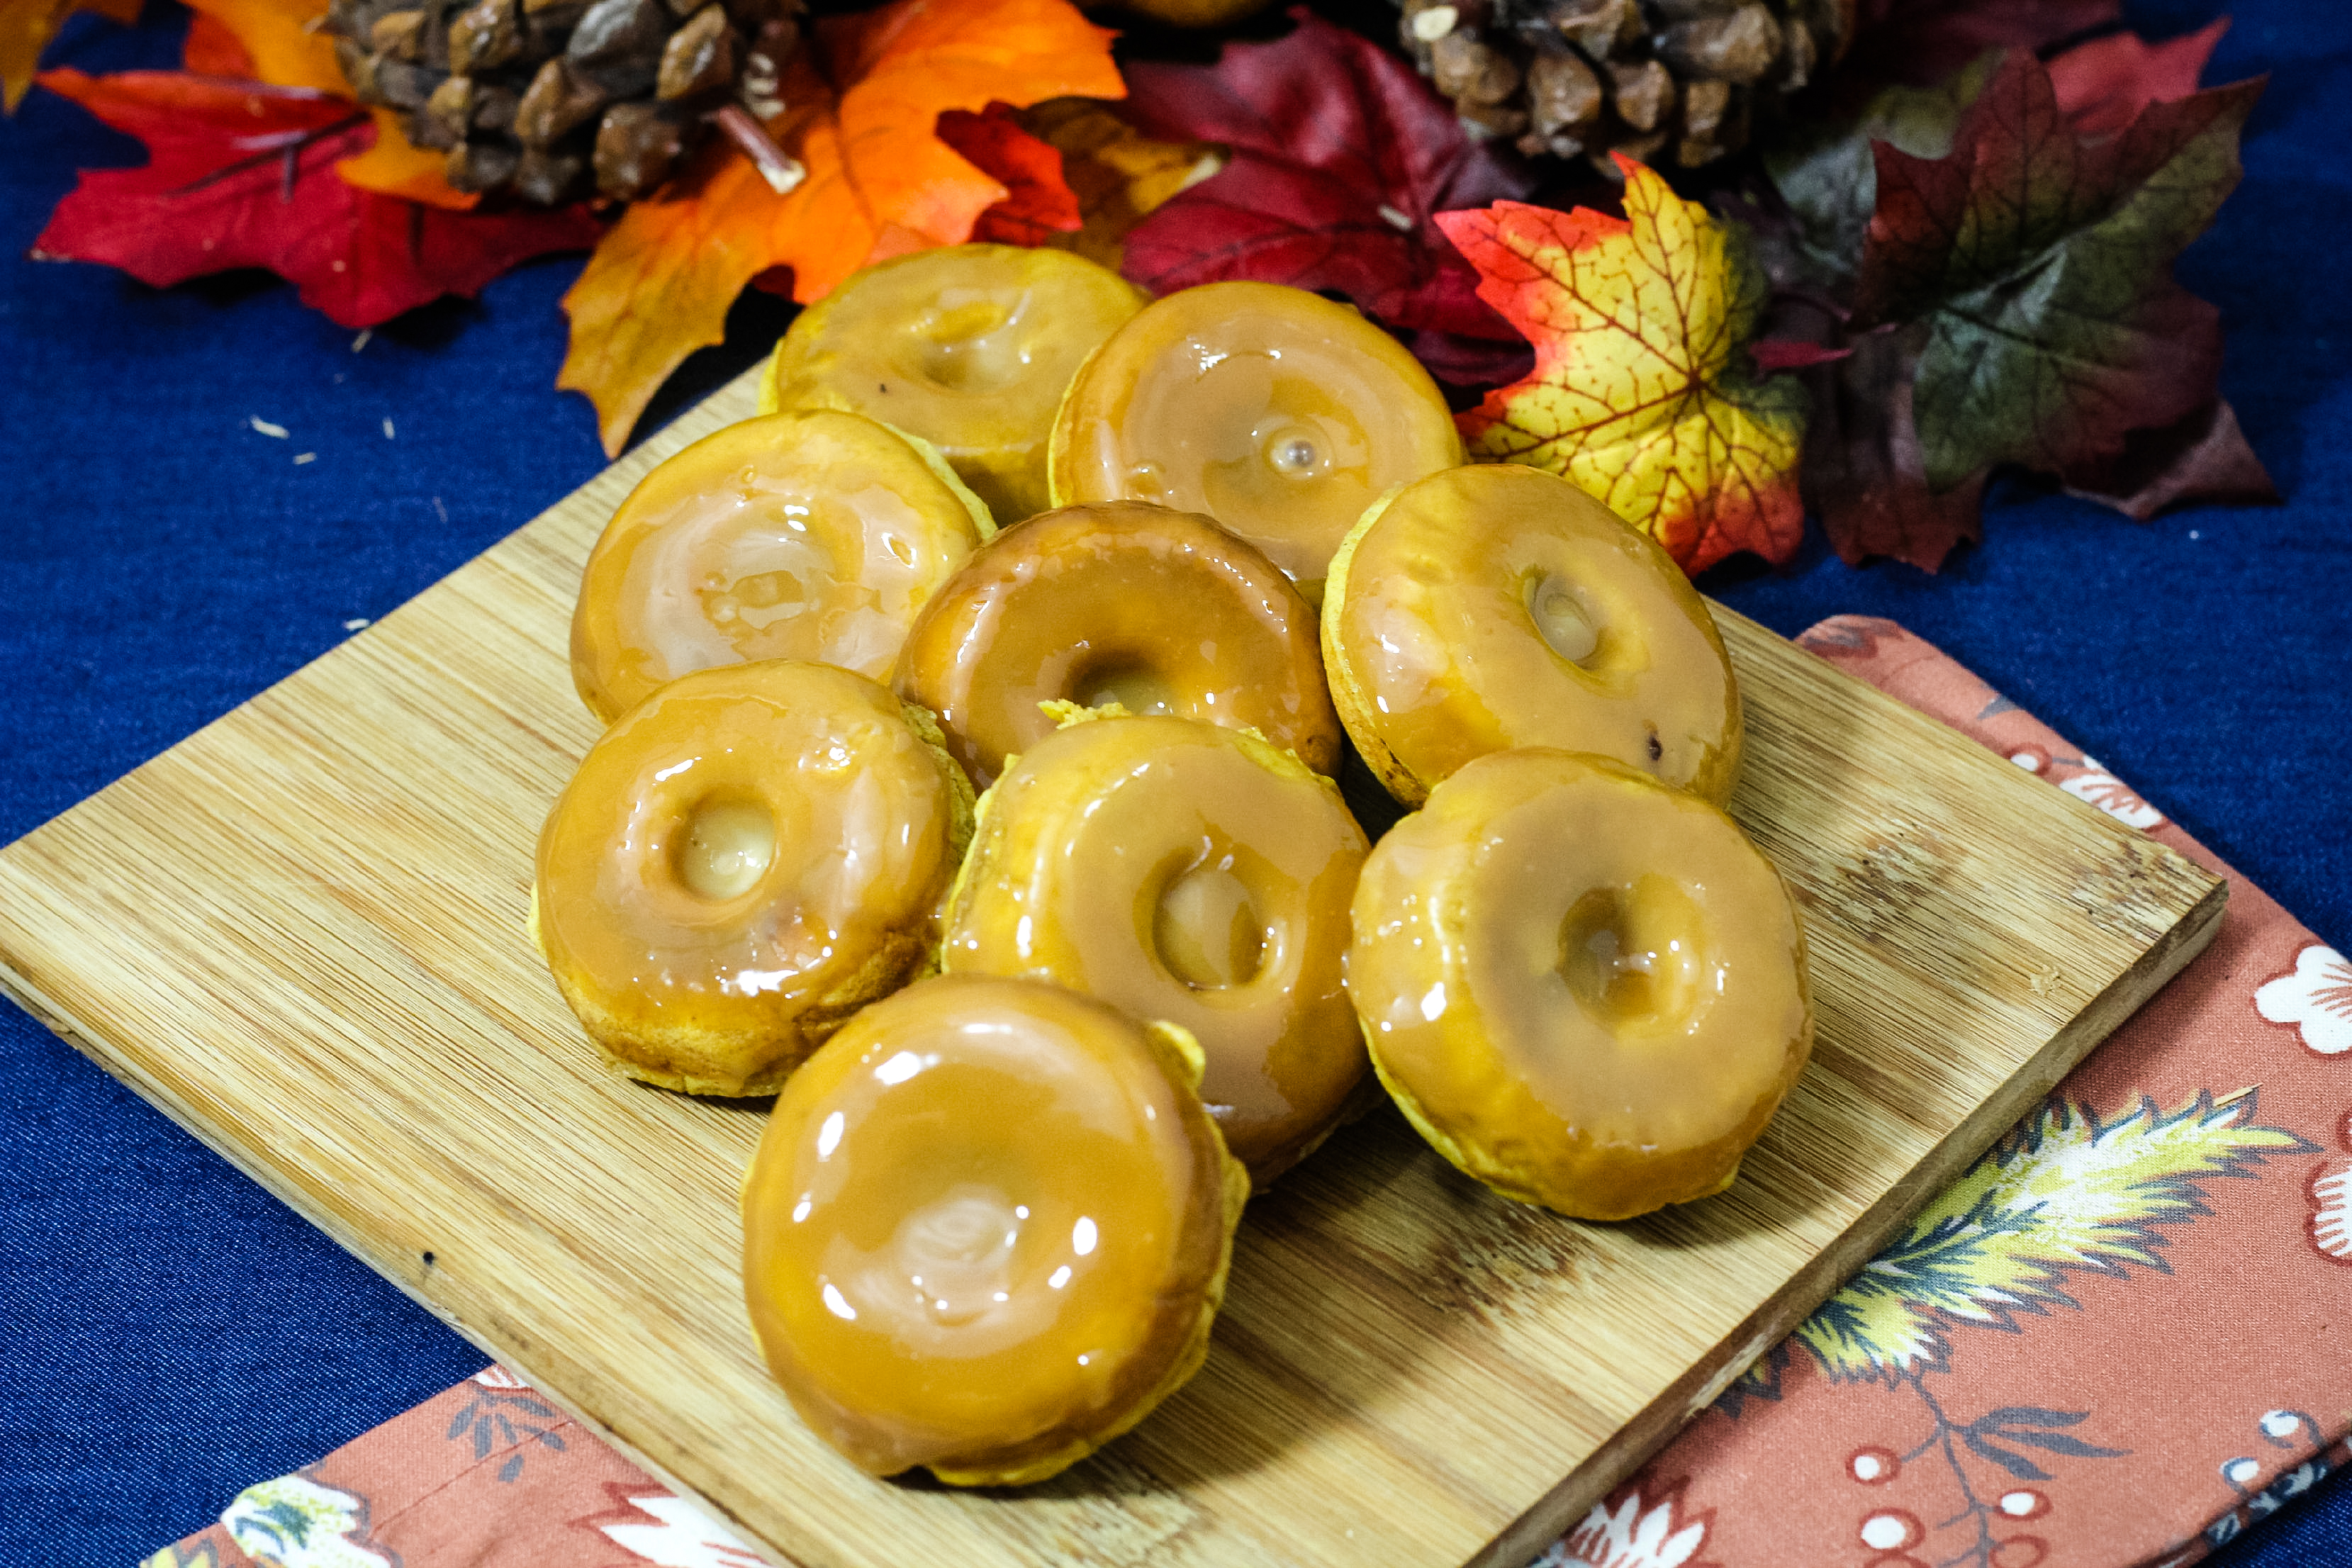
[1786,1089,2312,1386]
[1851,50,2264,491]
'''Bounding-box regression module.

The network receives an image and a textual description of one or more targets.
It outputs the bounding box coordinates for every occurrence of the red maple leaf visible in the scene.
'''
[2048,17,2231,136]
[1116,6,1535,344]
[33,69,601,329]
[938,101,1083,247]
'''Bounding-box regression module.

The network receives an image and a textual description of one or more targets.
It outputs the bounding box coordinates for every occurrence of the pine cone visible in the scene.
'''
[325,0,805,204]
[1399,0,1849,172]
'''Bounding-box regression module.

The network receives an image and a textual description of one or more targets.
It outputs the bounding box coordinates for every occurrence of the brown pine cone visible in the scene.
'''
[325,0,805,204]
[1399,0,1850,172]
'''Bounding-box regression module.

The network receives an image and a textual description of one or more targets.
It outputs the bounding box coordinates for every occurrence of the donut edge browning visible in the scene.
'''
[1319,482,1431,806]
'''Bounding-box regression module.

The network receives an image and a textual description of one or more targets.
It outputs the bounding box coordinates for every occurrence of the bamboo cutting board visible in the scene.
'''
[0,367,2222,1568]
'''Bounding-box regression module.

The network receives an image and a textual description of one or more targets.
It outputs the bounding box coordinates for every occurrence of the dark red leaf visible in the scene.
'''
[1750,339,1852,373]
[2060,396,2278,518]
[1852,51,2262,491]
[33,68,602,329]
[1803,323,1987,571]
[1118,6,1535,340]
[936,101,1083,247]
[2048,18,2230,135]
[1837,0,2121,96]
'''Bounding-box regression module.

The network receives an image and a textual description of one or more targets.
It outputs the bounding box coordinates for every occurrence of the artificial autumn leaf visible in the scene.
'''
[1440,157,1809,576]
[2048,18,2230,136]
[32,68,600,327]
[558,0,1121,457]
[1119,6,1534,342]
[2060,396,2277,520]
[939,102,1083,247]
[1012,96,1221,272]
[1,0,135,113]
[1802,323,1988,570]
[181,9,254,75]
[1835,0,2119,99]
[1854,50,2264,493]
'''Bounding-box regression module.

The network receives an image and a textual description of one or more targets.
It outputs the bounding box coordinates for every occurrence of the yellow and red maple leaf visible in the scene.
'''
[560,0,1121,456]
[1438,156,1810,575]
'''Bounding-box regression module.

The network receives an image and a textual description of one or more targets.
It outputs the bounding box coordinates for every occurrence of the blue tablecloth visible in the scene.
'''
[2,1,2346,1561]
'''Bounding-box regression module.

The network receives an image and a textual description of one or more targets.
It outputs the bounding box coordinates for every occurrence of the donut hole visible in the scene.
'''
[1526,571,1604,667]
[1153,855,1269,991]
[672,795,778,902]
[1262,421,1327,479]
[1073,659,1178,717]
[912,295,1026,393]
[1557,875,1708,1029]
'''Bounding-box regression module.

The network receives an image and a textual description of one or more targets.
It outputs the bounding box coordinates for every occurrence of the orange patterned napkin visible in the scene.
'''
[148,617,2352,1568]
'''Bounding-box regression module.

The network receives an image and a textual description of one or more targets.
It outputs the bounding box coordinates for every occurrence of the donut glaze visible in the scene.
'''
[1048,281,1462,603]
[893,500,1341,788]
[943,712,1370,1185]
[534,661,973,1096]
[1323,463,1743,807]
[1349,749,1811,1221]
[742,974,1247,1484]
[760,245,1150,524]
[571,410,990,724]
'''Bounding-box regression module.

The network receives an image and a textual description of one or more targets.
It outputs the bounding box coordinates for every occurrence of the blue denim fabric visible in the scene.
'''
[0,1,2344,1564]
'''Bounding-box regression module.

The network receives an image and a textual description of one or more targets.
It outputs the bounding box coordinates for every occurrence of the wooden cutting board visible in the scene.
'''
[0,366,2223,1568]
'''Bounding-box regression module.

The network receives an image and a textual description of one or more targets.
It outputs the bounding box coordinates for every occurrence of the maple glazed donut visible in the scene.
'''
[570,409,991,725]
[759,245,1150,523]
[742,973,1248,1484]
[1048,280,1463,603]
[893,500,1342,787]
[1323,462,1742,807]
[533,661,973,1097]
[1350,749,1811,1221]
[943,711,1371,1185]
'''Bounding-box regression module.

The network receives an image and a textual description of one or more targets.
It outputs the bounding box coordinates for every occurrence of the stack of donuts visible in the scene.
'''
[530,245,1813,1485]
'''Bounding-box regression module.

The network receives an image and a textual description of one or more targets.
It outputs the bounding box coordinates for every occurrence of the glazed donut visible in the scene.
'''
[570,409,990,725]
[1348,749,1812,1221]
[1048,280,1462,603]
[893,500,1342,788]
[742,973,1248,1485]
[942,711,1371,1185]
[532,661,974,1097]
[760,244,1150,524]
[1323,462,1742,806]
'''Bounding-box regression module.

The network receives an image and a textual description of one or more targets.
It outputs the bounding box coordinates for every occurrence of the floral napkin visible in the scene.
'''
[147,617,2352,1568]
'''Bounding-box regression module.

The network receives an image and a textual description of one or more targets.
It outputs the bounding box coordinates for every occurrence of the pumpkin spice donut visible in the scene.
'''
[742,973,1248,1485]
[570,409,991,725]
[942,711,1371,1185]
[1048,280,1463,604]
[533,660,974,1097]
[893,500,1342,788]
[1350,749,1812,1221]
[760,244,1150,524]
[1323,462,1743,807]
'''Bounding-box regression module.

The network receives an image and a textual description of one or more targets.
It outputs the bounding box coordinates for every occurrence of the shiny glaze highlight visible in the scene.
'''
[1049,281,1462,602]
[943,713,1371,1185]
[534,661,972,1096]
[893,500,1341,788]
[571,410,988,724]
[1348,749,1812,1221]
[742,974,1245,1484]
[1323,464,1743,807]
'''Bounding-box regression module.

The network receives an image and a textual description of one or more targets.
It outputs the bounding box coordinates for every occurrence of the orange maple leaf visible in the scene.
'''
[2,0,136,112]
[1437,156,1810,574]
[558,0,1121,457]
[181,0,477,209]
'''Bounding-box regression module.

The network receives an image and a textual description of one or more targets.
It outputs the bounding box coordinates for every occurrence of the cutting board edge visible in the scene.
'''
[1465,866,2230,1568]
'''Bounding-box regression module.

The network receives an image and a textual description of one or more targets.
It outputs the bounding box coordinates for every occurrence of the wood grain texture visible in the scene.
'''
[0,366,2224,1568]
